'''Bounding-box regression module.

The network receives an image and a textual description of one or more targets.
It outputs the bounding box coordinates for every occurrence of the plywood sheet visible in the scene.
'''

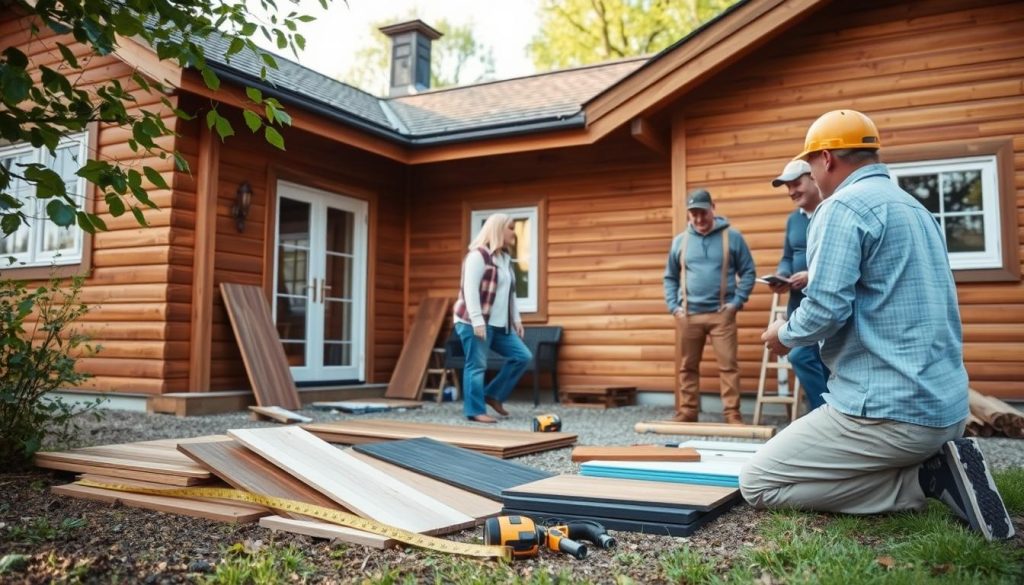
[384,297,451,400]
[178,439,344,521]
[249,406,312,423]
[303,419,577,459]
[505,475,738,511]
[53,483,268,523]
[228,427,475,535]
[220,283,302,410]
[570,445,700,463]
[353,438,553,500]
[259,515,394,549]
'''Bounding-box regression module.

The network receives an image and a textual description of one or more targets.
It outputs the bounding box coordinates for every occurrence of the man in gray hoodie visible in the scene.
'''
[663,189,756,424]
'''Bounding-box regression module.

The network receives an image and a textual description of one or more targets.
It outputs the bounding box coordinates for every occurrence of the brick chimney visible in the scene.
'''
[379,20,443,97]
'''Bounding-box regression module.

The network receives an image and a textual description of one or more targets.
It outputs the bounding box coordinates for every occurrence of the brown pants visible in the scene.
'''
[676,310,741,414]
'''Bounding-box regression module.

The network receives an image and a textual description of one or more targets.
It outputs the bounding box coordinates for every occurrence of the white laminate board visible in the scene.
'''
[228,426,474,535]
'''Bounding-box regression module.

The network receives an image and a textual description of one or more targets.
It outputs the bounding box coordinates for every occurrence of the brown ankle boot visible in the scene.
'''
[724,410,744,425]
[672,409,698,423]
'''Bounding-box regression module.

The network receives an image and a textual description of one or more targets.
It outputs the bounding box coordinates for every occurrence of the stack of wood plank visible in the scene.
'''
[302,419,577,458]
[500,475,741,537]
[967,388,1024,438]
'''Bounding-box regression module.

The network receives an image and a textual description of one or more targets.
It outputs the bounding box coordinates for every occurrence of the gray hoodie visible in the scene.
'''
[663,217,756,315]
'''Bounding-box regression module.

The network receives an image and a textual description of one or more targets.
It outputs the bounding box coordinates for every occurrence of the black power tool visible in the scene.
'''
[483,515,591,560]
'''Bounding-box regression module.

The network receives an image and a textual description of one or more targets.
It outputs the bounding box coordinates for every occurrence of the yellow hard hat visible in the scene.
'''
[794,110,881,160]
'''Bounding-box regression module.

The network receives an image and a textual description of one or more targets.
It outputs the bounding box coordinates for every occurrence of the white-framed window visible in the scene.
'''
[889,155,1001,270]
[470,206,538,313]
[0,132,88,267]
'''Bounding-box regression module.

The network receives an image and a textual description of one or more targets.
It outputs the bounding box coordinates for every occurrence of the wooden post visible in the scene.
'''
[670,111,687,413]
[189,122,219,392]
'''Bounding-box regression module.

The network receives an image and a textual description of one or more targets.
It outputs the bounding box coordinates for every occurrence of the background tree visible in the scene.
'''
[528,0,737,71]
[0,0,332,237]
[343,17,495,96]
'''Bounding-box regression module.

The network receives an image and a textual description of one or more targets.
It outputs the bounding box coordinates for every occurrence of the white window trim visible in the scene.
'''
[1,132,88,268]
[889,155,1001,271]
[470,206,538,313]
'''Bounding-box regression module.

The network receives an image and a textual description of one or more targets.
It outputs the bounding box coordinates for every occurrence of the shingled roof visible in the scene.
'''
[198,31,646,145]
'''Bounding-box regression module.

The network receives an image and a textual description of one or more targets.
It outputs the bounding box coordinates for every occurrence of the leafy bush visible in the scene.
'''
[0,275,103,468]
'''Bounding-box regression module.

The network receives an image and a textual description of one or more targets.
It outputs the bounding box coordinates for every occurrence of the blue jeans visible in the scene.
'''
[789,344,830,411]
[455,322,532,417]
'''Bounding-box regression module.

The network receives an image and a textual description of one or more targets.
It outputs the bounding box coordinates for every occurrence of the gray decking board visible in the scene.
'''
[352,437,552,500]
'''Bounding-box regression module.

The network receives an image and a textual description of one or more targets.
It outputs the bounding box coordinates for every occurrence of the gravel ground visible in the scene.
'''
[1,400,1022,583]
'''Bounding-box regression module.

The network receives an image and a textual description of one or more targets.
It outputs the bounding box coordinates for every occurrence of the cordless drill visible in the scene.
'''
[483,515,590,560]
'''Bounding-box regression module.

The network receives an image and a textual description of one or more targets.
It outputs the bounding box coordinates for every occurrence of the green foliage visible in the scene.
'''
[994,467,1024,515]
[720,505,1024,585]
[2,0,331,236]
[529,0,738,71]
[344,18,495,95]
[202,542,312,585]
[0,275,103,468]
[5,516,87,544]
[660,545,717,584]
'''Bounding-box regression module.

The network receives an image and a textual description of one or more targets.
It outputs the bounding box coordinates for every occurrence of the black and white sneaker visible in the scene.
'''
[919,438,1015,541]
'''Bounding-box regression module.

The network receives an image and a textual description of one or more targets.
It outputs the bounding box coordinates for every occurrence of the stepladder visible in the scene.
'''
[753,293,803,425]
[420,347,460,403]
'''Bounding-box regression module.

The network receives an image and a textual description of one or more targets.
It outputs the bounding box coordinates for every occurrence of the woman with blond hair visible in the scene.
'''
[453,213,532,423]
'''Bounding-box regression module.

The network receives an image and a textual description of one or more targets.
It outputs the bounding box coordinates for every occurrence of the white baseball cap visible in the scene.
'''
[771,160,812,187]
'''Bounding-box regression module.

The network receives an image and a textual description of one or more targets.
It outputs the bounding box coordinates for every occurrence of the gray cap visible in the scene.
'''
[771,160,812,187]
[686,189,713,210]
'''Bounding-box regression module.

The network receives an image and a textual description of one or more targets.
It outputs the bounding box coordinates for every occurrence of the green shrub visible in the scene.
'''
[0,275,103,467]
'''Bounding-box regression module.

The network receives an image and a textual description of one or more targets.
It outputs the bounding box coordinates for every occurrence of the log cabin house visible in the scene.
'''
[2,0,1022,410]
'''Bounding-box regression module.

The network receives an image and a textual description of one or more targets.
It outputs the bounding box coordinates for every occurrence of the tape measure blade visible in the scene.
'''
[74,479,510,560]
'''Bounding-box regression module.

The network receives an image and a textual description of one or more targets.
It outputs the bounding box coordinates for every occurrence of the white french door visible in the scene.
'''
[273,181,367,382]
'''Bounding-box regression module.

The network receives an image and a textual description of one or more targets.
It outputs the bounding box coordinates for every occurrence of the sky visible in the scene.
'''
[253,0,542,88]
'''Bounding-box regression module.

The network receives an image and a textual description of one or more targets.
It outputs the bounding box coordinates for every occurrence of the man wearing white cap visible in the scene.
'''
[741,110,1014,541]
[768,159,829,411]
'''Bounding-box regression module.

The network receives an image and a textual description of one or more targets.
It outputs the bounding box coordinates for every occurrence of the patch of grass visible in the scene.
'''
[5,516,86,544]
[994,467,1024,516]
[730,504,1024,585]
[613,551,643,568]
[660,545,717,584]
[202,542,312,585]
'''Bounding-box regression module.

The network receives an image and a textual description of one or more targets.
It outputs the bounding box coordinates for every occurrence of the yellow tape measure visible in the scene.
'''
[76,479,510,561]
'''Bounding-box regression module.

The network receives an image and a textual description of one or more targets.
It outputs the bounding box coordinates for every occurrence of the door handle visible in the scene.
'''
[310,278,318,303]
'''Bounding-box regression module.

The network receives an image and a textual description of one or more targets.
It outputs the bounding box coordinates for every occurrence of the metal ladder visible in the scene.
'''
[753,293,802,425]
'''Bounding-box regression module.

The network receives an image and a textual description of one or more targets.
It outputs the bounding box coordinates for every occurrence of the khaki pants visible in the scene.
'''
[676,310,740,414]
[740,404,965,513]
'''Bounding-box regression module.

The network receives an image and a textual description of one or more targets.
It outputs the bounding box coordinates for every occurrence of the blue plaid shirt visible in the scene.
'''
[778,163,968,427]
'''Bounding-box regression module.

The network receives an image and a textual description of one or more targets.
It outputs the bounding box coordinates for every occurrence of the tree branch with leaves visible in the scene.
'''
[0,0,333,238]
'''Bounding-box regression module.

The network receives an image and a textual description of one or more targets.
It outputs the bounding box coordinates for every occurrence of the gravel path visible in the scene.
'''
[1,400,1022,583]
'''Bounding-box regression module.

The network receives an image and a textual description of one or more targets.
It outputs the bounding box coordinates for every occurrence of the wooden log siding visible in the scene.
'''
[206,108,407,391]
[679,0,1024,399]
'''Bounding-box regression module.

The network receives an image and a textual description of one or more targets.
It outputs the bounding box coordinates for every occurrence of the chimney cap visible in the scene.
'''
[378,19,443,40]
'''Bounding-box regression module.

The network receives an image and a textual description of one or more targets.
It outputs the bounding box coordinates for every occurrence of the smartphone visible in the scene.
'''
[756,274,791,286]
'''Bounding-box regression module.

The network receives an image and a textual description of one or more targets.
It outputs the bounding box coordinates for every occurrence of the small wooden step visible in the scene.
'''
[559,385,637,409]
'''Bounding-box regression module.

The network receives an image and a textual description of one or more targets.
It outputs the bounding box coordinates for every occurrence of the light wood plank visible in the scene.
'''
[259,515,395,549]
[53,483,268,523]
[570,445,700,463]
[227,427,475,535]
[504,474,737,511]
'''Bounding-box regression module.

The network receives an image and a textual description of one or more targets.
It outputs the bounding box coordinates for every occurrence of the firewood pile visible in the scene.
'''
[966,388,1024,438]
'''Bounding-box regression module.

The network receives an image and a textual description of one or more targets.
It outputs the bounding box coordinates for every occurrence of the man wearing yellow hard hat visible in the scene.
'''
[740,110,1014,541]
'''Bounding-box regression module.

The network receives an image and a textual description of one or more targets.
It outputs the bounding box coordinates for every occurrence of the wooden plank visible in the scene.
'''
[580,459,746,488]
[52,483,268,523]
[504,474,738,511]
[352,437,553,500]
[189,122,219,392]
[303,419,578,458]
[227,427,475,535]
[259,515,395,549]
[177,439,344,521]
[219,283,302,410]
[348,450,502,521]
[385,297,451,400]
[570,446,700,463]
[248,406,312,424]
[35,439,213,479]
[635,421,777,440]
[33,461,206,486]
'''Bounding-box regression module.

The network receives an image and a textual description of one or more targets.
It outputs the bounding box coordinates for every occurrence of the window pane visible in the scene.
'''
[943,170,982,212]
[0,152,35,256]
[945,215,985,253]
[898,174,939,213]
[511,218,531,300]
